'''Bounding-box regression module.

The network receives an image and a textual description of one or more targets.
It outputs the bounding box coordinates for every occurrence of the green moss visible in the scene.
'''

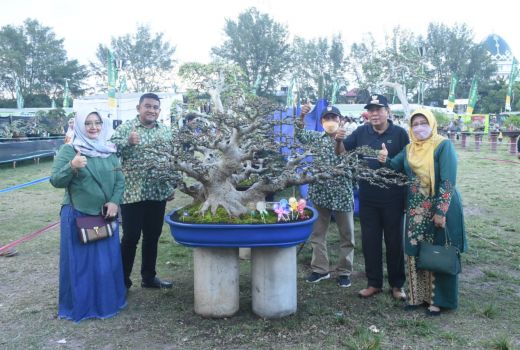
[171,203,313,224]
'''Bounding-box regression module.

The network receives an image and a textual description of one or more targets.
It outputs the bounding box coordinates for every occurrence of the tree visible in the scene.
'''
[212,7,291,97]
[91,25,176,93]
[0,19,88,106]
[424,23,496,107]
[290,34,348,102]
[178,61,247,113]
[347,33,385,93]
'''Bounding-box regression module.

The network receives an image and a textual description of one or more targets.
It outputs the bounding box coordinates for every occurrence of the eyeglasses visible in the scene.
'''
[84,121,103,127]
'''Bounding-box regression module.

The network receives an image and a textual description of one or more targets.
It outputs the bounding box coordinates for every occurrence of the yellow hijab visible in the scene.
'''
[407,109,445,196]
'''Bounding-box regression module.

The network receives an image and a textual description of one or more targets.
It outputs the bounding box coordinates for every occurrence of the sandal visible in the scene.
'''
[0,248,18,257]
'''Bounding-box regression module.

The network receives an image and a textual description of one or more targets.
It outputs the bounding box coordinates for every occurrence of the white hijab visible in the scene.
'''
[72,112,116,158]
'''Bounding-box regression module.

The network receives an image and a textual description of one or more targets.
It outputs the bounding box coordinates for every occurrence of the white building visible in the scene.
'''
[483,34,518,81]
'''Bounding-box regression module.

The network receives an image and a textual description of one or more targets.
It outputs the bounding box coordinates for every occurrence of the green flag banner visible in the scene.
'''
[119,74,128,94]
[466,77,478,115]
[446,76,458,112]
[63,79,70,108]
[286,78,295,108]
[107,50,117,108]
[15,79,24,109]
[330,81,339,105]
[505,58,518,112]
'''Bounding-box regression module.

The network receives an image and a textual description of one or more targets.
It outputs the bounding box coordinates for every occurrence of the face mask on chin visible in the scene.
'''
[412,124,432,140]
[322,120,339,134]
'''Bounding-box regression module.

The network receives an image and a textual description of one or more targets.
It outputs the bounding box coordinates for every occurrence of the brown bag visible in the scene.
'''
[76,215,113,244]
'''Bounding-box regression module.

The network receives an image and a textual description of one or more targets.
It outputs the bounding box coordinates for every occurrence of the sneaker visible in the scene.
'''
[337,275,352,288]
[306,272,330,283]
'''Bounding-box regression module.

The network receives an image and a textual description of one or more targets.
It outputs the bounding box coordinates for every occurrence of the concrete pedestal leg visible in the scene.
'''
[239,247,251,260]
[193,247,239,318]
[251,246,297,318]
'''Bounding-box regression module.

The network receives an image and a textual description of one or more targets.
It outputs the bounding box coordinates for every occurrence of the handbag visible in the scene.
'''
[68,166,115,244]
[76,215,113,244]
[416,226,461,275]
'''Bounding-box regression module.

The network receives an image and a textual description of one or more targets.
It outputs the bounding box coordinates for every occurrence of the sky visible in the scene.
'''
[1,0,518,68]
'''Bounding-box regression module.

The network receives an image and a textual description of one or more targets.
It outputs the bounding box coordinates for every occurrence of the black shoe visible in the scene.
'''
[306,272,330,283]
[141,277,173,289]
[425,307,441,316]
[337,275,352,288]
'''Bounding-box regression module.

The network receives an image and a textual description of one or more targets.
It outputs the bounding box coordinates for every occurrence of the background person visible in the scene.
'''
[50,111,126,322]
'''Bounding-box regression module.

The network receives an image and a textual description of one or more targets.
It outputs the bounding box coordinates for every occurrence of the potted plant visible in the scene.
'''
[123,63,407,319]
[38,109,69,136]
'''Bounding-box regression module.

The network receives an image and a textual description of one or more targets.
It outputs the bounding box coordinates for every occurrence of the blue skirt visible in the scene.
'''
[58,205,127,322]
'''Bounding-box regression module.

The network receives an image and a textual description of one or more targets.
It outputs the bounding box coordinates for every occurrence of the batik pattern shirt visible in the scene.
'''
[295,122,354,212]
[111,117,176,204]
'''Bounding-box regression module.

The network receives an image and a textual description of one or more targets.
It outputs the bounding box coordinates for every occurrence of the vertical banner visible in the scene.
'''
[466,77,478,115]
[15,78,24,109]
[63,79,70,108]
[330,81,339,105]
[505,58,518,112]
[107,50,117,108]
[446,76,458,112]
[119,74,128,94]
[286,78,294,109]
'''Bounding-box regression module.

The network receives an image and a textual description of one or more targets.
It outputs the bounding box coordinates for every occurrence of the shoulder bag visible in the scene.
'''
[416,225,461,275]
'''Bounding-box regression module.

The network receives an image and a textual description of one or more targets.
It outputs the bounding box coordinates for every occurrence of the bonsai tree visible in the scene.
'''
[122,63,407,217]
[37,109,70,135]
[504,115,520,131]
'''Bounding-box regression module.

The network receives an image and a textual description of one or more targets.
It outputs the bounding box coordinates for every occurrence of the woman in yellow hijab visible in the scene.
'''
[378,109,467,316]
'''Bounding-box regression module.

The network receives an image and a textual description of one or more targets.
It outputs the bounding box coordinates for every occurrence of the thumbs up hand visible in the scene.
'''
[128,126,140,145]
[377,143,388,163]
[299,101,312,119]
[71,150,87,169]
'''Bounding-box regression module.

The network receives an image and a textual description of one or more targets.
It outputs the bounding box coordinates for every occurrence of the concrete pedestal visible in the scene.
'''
[239,247,251,260]
[193,247,239,318]
[251,246,297,318]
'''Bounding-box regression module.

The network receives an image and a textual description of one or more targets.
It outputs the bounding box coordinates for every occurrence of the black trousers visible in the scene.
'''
[120,200,167,287]
[359,201,405,289]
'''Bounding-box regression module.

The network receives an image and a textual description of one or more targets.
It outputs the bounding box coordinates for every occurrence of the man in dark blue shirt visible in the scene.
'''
[335,94,409,300]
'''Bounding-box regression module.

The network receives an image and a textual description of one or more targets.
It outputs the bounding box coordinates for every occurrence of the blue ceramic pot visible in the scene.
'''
[165,206,318,248]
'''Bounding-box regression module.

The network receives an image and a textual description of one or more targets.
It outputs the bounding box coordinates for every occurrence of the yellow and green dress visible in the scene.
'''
[387,132,467,309]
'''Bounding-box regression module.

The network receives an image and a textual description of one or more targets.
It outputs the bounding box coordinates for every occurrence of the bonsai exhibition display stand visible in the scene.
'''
[502,131,520,155]
[165,207,318,319]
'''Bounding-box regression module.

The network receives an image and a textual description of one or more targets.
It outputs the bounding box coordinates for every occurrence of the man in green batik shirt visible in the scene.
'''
[111,93,176,291]
[297,104,355,288]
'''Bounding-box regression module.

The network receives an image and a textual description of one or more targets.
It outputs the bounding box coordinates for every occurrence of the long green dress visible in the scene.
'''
[387,139,467,309]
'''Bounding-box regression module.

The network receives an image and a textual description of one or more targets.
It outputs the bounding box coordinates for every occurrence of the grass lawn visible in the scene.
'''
[0,142,519,350]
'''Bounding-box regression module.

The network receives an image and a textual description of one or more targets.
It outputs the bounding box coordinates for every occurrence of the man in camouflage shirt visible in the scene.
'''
[111,93,175,291]
[297,104,355,288]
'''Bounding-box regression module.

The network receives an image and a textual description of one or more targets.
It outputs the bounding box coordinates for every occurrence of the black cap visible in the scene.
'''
[364,94,389,109]
[320,105,342,119]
